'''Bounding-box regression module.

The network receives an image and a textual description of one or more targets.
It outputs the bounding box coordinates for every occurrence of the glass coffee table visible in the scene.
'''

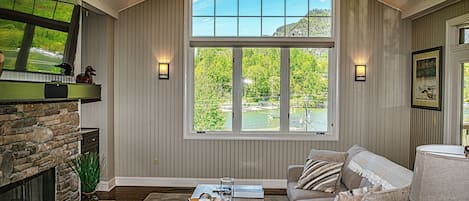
[191,184,264,200]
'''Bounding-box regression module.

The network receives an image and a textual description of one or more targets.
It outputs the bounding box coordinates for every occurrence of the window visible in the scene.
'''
[290,48,329,132]
[462,63,469,146]
[27,26,69,74]
[0,18,25,70]
[192,0,332,37]
[0,0,75,23]
[460,27,469,45]
[185,0,338,140]
[0,0,78,75]
[194,48,233,131]
[242,48,281,131]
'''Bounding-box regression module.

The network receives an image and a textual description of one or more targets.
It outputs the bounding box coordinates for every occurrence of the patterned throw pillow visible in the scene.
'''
[295,159,345,193]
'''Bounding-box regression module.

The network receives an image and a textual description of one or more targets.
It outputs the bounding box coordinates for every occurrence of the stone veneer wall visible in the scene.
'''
[0,102,80,201]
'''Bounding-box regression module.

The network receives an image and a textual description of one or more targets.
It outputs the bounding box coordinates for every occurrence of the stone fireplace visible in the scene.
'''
[0,102,81,201]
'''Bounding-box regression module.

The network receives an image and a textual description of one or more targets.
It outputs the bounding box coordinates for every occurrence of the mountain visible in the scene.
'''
[272,9,331,37]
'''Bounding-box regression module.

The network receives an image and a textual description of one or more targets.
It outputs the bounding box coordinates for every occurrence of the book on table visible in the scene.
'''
[233,185,264,199]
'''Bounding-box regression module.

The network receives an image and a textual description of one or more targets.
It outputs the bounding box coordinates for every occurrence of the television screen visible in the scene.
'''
[0,0,79,75]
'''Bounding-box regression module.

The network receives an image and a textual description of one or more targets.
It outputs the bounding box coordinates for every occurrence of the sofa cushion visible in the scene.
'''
[342,145,367,189]
[334,185,382,201]
[296,159,344,193]
[307,149,348,193]
[288,182,340,201]
[308,149,348,163]
[359,177,374,188]
[288,165,305,183]
[361,186,410,201]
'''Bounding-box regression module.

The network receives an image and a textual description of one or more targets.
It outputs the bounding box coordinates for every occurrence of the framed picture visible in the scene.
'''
[411,46,443,110]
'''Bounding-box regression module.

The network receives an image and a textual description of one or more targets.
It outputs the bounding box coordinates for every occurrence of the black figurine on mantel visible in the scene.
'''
[76,66,96,84]
[55,62,73,76]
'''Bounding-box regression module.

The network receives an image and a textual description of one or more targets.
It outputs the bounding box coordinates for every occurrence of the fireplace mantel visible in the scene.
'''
[0,80,101,103]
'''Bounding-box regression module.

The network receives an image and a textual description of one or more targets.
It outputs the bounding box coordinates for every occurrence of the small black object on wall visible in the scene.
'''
[44,83,68,99]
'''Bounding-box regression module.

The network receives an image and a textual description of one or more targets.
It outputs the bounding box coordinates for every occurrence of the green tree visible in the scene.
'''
[290,48,328,107]
[242,48,281,102]
[193,48,232,131]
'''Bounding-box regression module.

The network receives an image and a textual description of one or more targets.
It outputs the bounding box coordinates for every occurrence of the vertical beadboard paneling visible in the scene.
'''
[114,0,411,179]
[410,0,469,168]
[81,10,116,180]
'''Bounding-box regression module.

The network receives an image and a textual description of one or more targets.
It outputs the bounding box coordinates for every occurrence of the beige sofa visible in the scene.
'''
[286,145,413,201]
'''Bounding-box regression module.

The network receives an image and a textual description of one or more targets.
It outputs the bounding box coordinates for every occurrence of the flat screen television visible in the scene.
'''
[0,0,80,75]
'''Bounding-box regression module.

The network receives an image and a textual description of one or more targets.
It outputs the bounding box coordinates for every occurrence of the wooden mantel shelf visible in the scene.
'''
[0,80,101,103]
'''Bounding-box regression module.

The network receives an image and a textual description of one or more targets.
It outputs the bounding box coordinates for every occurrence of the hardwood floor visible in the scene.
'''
[97,187,286,201]
[97,187,192,201]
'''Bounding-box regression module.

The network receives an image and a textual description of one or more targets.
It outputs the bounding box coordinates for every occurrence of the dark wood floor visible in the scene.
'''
[97,187,286,201]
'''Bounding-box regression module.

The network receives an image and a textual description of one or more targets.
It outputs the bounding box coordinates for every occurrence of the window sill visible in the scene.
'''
[184,132,339,141]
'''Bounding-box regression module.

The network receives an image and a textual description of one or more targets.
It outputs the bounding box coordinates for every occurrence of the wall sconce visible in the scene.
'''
[355,65,366,81]
[159,63,169,80]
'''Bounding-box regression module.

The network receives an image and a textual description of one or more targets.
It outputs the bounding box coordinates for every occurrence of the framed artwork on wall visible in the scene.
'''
[411,46,443,111]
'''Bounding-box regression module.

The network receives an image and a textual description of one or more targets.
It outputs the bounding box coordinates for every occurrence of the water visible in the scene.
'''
[3,48,63,74]
[223,108,327,132]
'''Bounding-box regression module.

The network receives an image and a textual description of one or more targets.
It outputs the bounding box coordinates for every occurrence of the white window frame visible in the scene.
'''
[443,13,469,145]
[183,0,340,141]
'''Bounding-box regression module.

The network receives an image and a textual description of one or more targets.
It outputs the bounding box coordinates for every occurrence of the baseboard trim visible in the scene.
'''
[114,177,287,189]
[96,177,116,192]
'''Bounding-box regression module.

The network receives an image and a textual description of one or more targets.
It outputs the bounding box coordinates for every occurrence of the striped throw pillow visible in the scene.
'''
[296,159,345,193]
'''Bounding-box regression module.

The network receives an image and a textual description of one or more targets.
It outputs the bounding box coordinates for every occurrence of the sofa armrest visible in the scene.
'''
[287,165,304,183]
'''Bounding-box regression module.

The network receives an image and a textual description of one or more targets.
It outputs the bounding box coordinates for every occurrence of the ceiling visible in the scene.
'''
[106,0,412,13]
[87,0,457,19]
[104,0,144,12]
[379,0,409,10]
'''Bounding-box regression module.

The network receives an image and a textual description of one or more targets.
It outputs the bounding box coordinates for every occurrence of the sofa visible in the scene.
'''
[287,145,413,201]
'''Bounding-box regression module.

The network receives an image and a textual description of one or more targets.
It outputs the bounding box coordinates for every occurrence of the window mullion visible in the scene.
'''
[280,48,290,132]
[15,23,35,71]
[328,48,337,133]
[233,48,243,133]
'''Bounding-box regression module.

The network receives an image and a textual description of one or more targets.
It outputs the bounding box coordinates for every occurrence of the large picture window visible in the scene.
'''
[186,0,338,140]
